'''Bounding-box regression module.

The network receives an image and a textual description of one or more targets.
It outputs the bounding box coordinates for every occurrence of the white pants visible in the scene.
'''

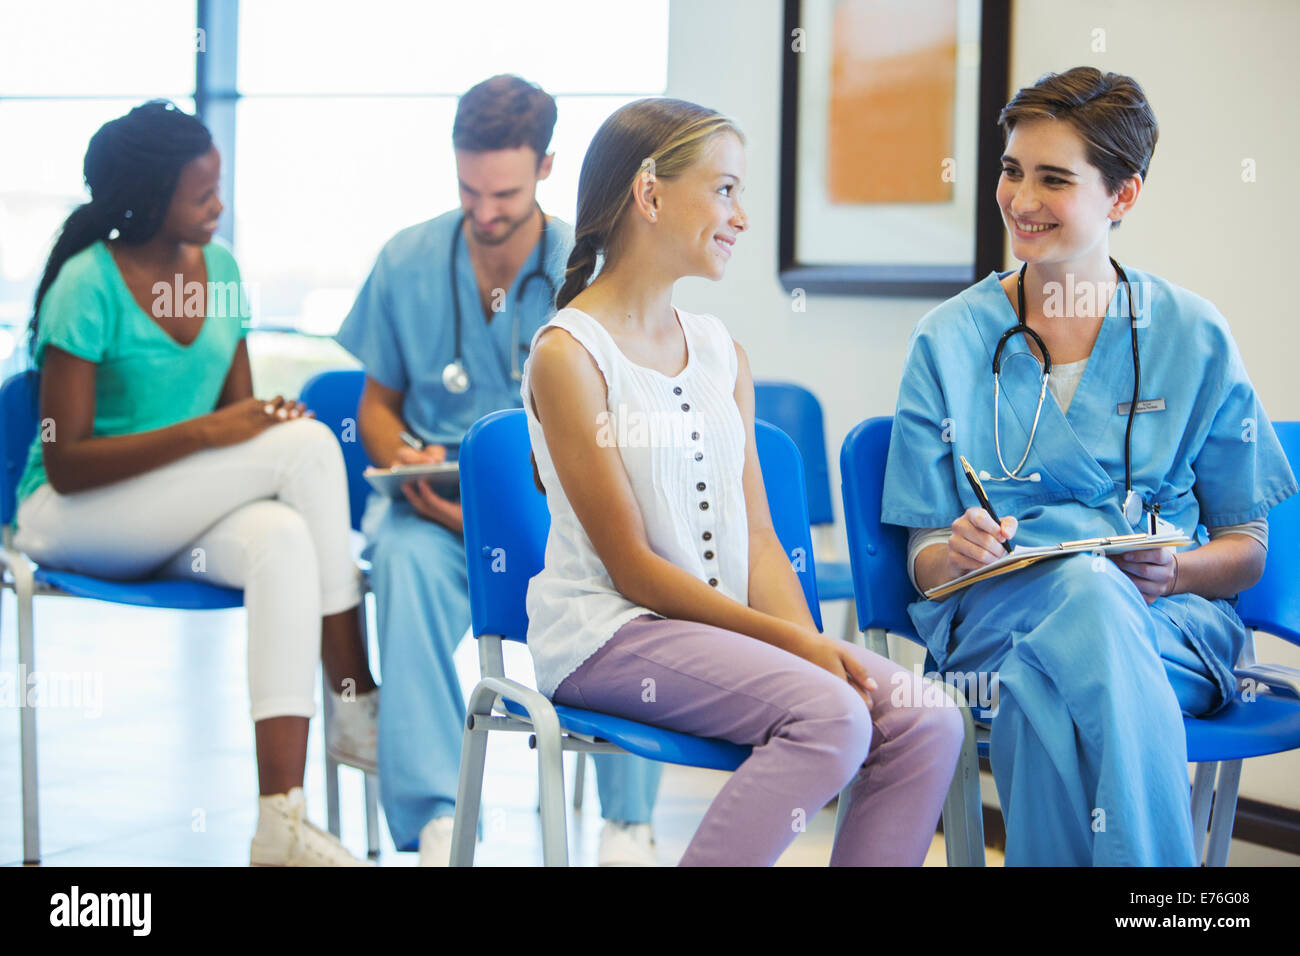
[14,418,363,721]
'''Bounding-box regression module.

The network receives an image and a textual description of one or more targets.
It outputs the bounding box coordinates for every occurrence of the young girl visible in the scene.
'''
[883,68,1297,865]
[521,98,964,866]
[15,101,380,866]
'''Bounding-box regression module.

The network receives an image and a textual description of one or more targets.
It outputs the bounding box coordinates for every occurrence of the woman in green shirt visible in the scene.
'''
[14,101,377,866]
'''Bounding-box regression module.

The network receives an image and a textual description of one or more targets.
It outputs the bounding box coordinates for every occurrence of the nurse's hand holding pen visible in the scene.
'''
[912,507,1018,596]
[946,507,1018,577]
[394,443,464,536]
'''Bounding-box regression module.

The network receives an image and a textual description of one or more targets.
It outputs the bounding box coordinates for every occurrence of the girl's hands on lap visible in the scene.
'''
[1112,547,1177,604]
[802,635,878,710]
[946,507,1018,579]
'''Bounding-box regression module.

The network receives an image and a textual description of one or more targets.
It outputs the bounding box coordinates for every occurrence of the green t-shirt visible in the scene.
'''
[15,239,250,507]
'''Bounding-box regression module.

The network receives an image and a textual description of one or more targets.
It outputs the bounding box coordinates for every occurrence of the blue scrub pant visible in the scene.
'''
[364,499,663,851]
[925,553,1238,866]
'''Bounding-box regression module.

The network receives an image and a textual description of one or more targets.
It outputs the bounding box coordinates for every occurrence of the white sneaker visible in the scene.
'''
[597,821,657,866]
[250,788,374,866]
[418,816,456,867]
[326,685,378,773]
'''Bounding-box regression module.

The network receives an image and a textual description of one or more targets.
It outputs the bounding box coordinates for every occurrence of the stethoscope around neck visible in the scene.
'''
[441,202,559,395]
[985,256,1145,526]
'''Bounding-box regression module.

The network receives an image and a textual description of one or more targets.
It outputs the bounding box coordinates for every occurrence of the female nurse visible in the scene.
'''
[882,67,1297,865]
[524,97,964,866]
[15,101,378,865]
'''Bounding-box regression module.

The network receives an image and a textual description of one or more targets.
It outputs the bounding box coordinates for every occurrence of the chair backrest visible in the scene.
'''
[0,370,40,528]
[839,415,919,640]
[459,409,824,643]
[299,368,371,532]
[755,381,834,527]
[756,419,824,631]
[1236,420,1300,646]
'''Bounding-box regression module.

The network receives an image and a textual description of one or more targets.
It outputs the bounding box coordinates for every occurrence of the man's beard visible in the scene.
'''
[468,205,537,247]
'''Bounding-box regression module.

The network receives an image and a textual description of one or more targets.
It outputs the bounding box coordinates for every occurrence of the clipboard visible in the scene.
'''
[363,462,460,500]
[923,531,1193,601]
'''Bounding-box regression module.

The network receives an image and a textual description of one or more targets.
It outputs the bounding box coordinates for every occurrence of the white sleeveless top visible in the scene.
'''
[520,306,750,697]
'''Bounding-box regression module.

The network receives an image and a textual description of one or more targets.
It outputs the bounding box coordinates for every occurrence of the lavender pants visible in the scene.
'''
[554,615,965,866]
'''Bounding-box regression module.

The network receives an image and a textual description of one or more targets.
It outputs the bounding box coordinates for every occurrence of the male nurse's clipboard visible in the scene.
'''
[363,462,460,500]
[923,531,1193,601]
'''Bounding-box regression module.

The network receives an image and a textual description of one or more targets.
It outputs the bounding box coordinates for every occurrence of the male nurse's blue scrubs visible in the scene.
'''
[882,269,1297,866]
[336,209,663,850]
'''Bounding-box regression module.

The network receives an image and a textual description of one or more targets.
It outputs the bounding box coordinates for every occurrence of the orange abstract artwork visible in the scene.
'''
[828,0,958,204]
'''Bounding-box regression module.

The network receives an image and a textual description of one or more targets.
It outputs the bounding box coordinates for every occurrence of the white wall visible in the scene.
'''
[666,0,1300,822]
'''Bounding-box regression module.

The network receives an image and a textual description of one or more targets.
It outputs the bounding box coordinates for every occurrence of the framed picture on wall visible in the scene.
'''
[778,0,1011,297]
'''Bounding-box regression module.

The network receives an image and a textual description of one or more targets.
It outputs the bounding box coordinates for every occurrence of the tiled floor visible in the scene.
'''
[0,594,976,867]
[2,593,1290,867]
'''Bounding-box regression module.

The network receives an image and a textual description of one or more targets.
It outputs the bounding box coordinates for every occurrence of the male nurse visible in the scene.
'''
[336,75,662,866]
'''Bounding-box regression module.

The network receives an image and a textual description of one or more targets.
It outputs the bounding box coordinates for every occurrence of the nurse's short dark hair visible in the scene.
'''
[453,74,557,163]
[999,67,1158,204]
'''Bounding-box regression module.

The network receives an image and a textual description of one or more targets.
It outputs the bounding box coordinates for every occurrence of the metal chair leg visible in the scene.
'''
[1190,761,1216,863]
[450,688,494,866]
[842,599,864,646]
[934,679,985,867]
[325,755,342,837]
[832,780,853,842]
[1205,760,1242,867]
[942,706,985,866]
[572,751,587,811]
[535,730,569,866]
[364,772,381,858]
[14,571,40,863]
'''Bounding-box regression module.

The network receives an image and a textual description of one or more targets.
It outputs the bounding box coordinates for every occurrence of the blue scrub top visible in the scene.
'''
[883,268,1298,547]
[336,208,573,450]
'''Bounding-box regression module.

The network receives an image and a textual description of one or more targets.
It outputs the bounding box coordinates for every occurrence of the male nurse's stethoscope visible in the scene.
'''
[441,202,559,395]
[984,256,1146,526]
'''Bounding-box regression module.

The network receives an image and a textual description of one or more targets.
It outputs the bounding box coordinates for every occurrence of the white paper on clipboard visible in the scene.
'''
[363,462,460,500]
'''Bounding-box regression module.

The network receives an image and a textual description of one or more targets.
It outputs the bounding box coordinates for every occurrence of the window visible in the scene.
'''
[0,0,668,369]
[0,0,195,375]
[234,0,668,333]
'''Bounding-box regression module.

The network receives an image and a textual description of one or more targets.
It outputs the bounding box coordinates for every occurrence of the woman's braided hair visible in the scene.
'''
[554,97,744,310]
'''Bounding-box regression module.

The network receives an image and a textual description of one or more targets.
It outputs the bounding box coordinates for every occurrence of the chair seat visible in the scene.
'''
[1184,693,1300,763]
[967,697,1300,764]
[34,568,243,610]
[502,697,750,771]
[815,559,855,602]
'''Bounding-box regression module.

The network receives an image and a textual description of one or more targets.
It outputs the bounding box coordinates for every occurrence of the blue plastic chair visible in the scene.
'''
[0,370,241,864]
[840,415,1300,867]
[755,382,857,641]
[1190,420,1300,865]
[450,409,823,865]
[299,368,372,532]
[299,368,382,857]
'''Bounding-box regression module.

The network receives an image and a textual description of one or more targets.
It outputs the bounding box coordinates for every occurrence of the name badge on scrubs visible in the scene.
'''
[1116,398,1166,415]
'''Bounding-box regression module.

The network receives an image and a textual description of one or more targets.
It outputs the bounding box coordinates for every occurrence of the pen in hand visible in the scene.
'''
[959,456,1013,554]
